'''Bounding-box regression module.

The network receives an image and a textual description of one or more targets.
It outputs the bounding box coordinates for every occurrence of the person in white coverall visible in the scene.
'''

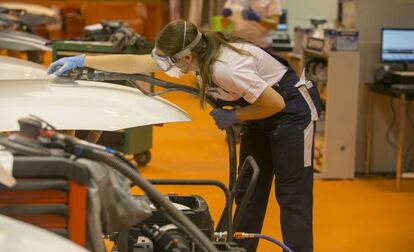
[221,0,282,49]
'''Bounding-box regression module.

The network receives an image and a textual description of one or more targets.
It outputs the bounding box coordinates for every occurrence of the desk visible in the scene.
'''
[365,84,414,191]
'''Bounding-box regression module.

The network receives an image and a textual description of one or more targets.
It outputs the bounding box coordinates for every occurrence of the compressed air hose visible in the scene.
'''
[234,232,293,252]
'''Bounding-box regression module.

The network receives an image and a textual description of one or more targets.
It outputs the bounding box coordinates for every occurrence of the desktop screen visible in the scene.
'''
[381,28,414,63]
[277,9,288,31]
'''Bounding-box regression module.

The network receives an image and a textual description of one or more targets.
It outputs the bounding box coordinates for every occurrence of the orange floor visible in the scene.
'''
[6,51,414,252]
[131,90,414,252]
[9,51,412,252]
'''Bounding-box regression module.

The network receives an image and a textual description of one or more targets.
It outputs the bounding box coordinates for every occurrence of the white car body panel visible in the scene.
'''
[0,56,191,131]
[0,30,51,51]
[0,55,52,80]
[0,79,191,132]
[0,214,89,252]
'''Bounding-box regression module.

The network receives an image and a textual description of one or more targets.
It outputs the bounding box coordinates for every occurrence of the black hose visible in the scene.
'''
[89,72,238,189]
[225,127,237,189]
[215,156,259,233]
[251,234,293,252]
[78,147,218,252]
[231,157,260,232]
[130,74,238,189]
[73,70,239,234]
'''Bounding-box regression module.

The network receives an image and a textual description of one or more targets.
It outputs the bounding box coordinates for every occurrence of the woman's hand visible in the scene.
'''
[222,8,233,17]
[241,8,261,22]
[209,108,240,130]
[242,7,280,30]
[47,54,85,76]
[209,86,285,129]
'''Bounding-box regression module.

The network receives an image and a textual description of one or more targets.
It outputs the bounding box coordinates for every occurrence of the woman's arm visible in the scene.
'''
[84,54,162,74]
[259,14,280,30]
[235,86,285,121]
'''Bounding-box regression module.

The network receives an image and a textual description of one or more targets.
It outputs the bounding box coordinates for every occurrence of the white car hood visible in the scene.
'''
[0,55,52,80]
[0,214,89,252]
[0,56,191,131]
[0,79,191,131]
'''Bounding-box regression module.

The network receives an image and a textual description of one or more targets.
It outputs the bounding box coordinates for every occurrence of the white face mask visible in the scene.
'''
[164,66,185,79]
[151,48,175,71]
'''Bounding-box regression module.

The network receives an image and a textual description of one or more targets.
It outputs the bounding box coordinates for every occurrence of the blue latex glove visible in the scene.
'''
[241,8,261,22]
[222,8,233,17]
[209,108,240,130]
[47,54,85,76]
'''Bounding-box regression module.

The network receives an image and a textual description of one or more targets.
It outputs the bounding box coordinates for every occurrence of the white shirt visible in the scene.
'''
[224,0,282,48]
[208,42,287,104]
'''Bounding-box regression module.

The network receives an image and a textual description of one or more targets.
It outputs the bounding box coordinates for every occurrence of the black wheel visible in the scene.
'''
[134,151,151,166]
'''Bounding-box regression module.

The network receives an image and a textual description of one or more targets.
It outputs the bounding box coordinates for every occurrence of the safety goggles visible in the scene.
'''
[151,48,175,71]
[152,21,202,72]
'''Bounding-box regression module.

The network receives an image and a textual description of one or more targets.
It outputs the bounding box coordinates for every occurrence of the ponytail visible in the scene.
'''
[156,20,251,108]
[195,31,251,107]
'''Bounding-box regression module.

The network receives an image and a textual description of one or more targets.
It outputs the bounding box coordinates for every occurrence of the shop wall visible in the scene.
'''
[0,0,164,40]
[355,0,414,173]
[280,0,338,35]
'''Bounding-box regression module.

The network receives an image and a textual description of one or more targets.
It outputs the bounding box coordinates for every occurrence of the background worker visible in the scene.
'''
[221,0,282,49]
[48,20,321,252]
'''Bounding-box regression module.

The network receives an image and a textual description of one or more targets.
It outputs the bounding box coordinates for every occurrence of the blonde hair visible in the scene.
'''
[155,20,250,107]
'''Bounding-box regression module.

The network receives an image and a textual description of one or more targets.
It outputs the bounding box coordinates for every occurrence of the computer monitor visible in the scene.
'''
[277,9,288,31]
[381,28,414,65]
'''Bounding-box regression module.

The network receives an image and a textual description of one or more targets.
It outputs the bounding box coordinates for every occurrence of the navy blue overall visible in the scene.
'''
[222,53,322,252]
